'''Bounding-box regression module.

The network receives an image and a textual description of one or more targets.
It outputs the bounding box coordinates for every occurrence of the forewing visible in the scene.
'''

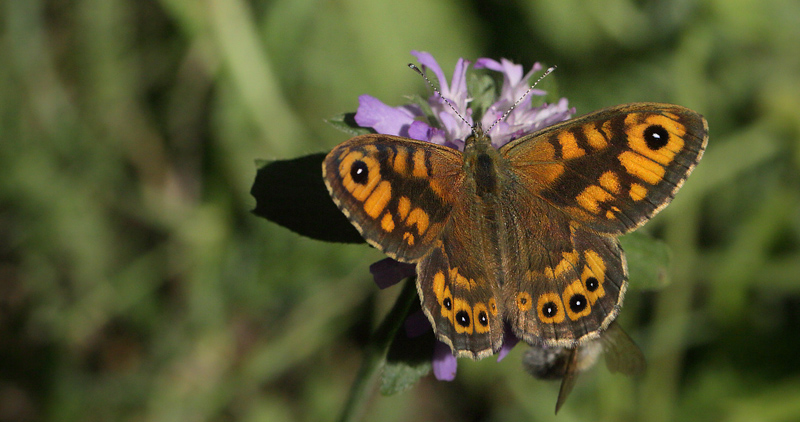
[323,134,464,262]
[501,103,708,235]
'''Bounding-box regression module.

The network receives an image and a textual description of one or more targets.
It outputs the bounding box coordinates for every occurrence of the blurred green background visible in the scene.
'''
[2,0,800,421]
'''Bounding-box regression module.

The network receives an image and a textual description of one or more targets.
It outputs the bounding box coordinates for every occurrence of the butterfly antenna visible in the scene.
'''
[409,63,475,132]
[486,65,557,134]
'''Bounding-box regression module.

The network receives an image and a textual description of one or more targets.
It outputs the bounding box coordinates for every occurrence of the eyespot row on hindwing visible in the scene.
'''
[513,248,609,325]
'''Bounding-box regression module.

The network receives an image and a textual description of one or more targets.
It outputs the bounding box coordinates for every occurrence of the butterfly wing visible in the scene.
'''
[416,204,506,359]
[325,134,505,358]
[498,103,705,347]
[500,103,708,235]
[601,322,646,377]
[497,194,628,347]
[323,134,463,262]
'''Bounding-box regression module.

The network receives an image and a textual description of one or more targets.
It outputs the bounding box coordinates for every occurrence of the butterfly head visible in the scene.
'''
[463,122,494,153]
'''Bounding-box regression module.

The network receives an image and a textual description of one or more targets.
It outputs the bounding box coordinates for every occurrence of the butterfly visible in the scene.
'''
[323,103,708,359]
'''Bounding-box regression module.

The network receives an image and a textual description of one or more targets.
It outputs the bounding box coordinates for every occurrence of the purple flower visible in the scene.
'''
[433,341,458,381]
[369,258,416,290]
[356,52,574,381]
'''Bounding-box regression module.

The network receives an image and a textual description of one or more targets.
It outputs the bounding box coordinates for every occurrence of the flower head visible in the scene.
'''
[356,52,574,381]
[355,51,574,151]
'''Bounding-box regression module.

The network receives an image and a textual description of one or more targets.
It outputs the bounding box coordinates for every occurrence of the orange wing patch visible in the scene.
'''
[392,147,409,175]
[618,151,666,185]
[449,267,478,290]
[629,183,647,201]
[363,180,392,218]
[576,185,614,214]
[558,131,586,159]
[584,124,610,150]
[599,171,621,195]
[412,149,428,178]
[380,213,395,232]
[517,292,534,312]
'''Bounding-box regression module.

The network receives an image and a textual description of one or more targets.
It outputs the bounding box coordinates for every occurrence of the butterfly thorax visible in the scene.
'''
[461,125,522,290]
[463,125,509,199]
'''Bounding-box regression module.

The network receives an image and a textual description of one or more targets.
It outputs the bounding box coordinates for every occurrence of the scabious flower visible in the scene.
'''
[359,51,575,380]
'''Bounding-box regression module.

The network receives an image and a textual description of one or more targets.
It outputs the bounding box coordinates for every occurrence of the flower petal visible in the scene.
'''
[354,94,422,137]
[432,342,457,381]
[407,120,434,142]
[411,51,475,146]
[476,58,543,104]
[447,58,471,107]
[474,57,503,72]
[496,330,520,362]
[369,258,416,289]
[437,110,470,144]
[411,50,449,95]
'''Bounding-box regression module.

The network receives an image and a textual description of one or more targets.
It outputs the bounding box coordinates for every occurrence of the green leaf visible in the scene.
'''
[536,68,563,106]
[381,351,433,395]
[620,231,672,290]
[251,154,365,243]
[338,278,420,421]
[404,93,437,128]
[468,72,498,120]
[380,302,435,395]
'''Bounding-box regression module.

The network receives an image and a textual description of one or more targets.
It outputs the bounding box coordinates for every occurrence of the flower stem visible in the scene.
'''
[337,277,419,422]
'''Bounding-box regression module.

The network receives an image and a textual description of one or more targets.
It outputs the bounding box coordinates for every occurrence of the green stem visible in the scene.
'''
[337,277,419,422]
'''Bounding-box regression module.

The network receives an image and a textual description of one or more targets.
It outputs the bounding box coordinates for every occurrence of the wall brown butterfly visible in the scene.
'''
[323,102,707,359]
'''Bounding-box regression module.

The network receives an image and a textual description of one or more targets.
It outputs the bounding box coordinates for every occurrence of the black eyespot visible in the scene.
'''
[456,310,471,327]
[520,297,528,305]
[350,160,369,184]
[542,302,558,318]
[644,125,669,150]
[478,311,489,326]
[585,277,599,292]
[569,294,587,313]
[443,297,452,310]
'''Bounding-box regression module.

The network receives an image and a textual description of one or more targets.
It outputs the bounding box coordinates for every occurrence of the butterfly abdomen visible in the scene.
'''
[461,138,527,291]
